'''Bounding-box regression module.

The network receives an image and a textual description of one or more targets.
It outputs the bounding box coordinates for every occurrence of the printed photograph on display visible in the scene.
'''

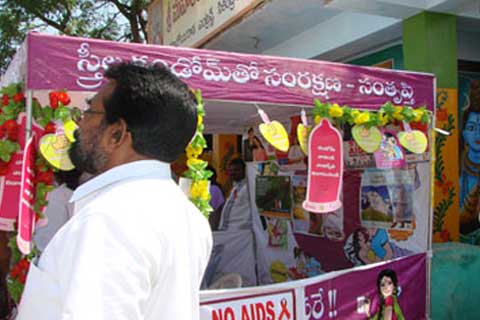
[255,175,292,219]
[242,127,268,162]
[291,175,325,237]
[360,169,415,230]
[266,218,289,250]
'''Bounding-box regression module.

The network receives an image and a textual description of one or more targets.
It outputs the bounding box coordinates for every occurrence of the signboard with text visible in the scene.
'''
[0,114,43,231]
[201,290,296,320]
[200,253,426,320]
[16,135,36,254]
[26,33,435,111]
[160,0,263,47]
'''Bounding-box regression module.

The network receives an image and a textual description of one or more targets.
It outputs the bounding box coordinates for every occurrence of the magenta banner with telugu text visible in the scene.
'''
[26,33,435,111]
[200,253,426,319]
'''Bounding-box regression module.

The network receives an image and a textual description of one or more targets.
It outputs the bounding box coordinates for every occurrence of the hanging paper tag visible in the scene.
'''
[259,121,290,152]
[297,124,310,155]
[398,130,428,154]
[40,133,75,170]
[351,125,382,153]
[374,131,406,169]
[303,119,343,213]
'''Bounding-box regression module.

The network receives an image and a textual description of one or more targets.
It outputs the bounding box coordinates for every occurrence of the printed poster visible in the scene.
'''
[255,175,292,219]
[292,175,324,238]
[360,168,415,230]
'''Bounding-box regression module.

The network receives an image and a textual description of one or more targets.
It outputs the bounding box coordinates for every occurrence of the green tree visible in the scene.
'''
[0,0,150,73]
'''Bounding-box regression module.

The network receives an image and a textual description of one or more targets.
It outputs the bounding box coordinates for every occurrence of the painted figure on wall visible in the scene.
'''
[460,80,480,243]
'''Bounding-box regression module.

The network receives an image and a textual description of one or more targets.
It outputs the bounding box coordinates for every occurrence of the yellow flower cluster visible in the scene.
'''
[328,104,343,118]
[190,180,210,201]
[186,144,202,159]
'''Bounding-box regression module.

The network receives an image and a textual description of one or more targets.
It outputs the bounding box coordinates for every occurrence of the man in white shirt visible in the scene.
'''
[17,63,212,320]
[218,158,251,230]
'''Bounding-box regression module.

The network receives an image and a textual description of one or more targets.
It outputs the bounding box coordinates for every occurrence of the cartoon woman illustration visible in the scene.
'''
[460,80,480,239]
[365,269,405,320]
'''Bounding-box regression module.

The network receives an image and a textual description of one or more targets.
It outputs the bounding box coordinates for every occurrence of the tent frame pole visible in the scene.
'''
[25,90,33,140]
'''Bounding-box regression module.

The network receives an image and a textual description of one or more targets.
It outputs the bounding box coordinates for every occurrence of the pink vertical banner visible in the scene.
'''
[17,135,37,255]
[303,119,343,213]
[0,114,44,231]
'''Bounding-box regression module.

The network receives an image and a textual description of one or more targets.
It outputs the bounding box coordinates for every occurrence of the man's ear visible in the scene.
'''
[104,119,130,150]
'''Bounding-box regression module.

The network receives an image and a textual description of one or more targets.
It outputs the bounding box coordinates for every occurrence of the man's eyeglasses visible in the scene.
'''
[71,98,105,122]
[72,108,105,122]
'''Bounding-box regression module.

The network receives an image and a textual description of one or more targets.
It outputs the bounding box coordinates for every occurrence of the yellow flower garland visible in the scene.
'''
[312,99,430,128]
[184,90,213,217]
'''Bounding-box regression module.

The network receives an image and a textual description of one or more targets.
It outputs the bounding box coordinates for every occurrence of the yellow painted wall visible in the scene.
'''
[432,88,460,242]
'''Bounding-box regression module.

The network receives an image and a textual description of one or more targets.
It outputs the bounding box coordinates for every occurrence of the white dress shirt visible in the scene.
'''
[17,160,212,320]
[218,179,251,230]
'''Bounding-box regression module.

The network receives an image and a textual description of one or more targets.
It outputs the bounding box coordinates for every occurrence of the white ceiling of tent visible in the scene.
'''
[203,100,311,134]
[33,91,307,135]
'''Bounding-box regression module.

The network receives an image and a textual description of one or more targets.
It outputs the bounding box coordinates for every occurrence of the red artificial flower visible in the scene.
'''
[44,122,56,134]
[57,91,71,106]
[0,125,5,139]
[436,109,447,122]
[1,94,9,106]
[17,259,29,270]
[19,273,27,284]
[49,91,59,109]
[36,169,54,185]
[13,92,25,104]
[3,119,19,141]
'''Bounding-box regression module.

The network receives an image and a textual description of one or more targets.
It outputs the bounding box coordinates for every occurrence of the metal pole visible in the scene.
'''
[25,90,33,140]
[425,79,437,320]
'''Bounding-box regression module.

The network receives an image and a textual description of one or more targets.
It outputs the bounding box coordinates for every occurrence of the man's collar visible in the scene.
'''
[70,160,171,203]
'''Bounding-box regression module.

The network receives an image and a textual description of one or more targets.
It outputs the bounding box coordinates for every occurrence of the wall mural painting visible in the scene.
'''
[459,78,480,244]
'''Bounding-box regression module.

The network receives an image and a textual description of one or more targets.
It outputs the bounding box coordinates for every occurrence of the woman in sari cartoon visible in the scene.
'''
[366,269,405,320]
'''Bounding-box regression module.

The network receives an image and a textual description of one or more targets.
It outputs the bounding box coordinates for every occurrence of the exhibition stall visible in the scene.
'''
[0,33,435,319]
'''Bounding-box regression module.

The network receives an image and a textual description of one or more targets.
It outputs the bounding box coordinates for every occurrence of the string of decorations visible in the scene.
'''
[311,99,430,127]
[184,89,213,218]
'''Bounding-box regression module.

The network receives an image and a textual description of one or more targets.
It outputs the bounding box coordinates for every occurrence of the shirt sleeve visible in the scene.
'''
[209,185,225,210]
[55,213,152,320]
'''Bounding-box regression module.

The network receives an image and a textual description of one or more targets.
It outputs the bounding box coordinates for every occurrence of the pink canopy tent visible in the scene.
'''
[1,32,435,134]
[0,32,436,319]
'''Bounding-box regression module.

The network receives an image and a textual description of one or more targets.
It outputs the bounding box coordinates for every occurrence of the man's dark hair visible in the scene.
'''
[54,168,82,190]
[103,63,197,163]
[229,158,245,168]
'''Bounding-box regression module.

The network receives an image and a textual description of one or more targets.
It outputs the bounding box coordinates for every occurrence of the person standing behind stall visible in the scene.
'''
[16,63,212,320]
[33,169,81,252]
[207,165,225,231]
[218,158,251,230]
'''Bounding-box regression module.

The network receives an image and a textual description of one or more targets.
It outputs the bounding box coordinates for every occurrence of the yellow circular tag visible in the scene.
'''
[39,134,75,170]
[259,121,290,152]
